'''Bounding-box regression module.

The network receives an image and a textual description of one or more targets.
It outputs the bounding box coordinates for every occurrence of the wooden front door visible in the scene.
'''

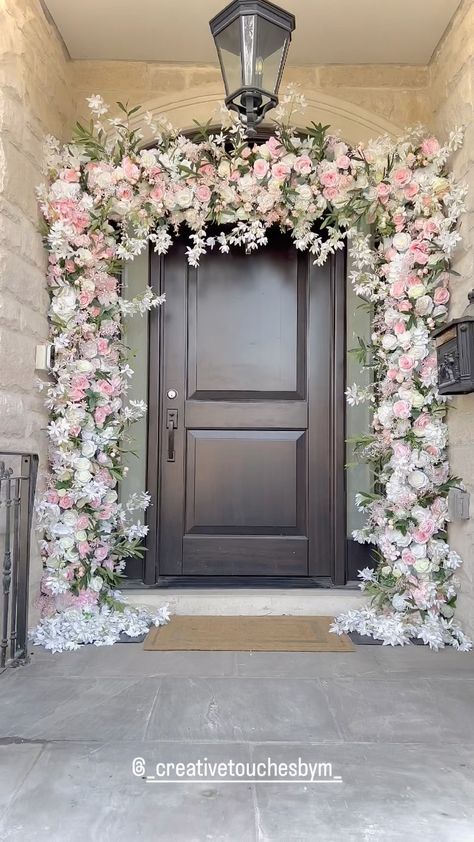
[147,229,346,584]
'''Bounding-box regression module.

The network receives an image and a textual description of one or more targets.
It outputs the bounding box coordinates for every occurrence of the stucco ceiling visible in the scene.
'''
[43,0,460,65]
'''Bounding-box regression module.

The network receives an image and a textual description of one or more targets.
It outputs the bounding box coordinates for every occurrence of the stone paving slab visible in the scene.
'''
[1,644,474,840]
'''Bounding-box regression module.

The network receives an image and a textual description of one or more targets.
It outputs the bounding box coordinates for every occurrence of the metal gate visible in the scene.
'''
[0,453,38,668]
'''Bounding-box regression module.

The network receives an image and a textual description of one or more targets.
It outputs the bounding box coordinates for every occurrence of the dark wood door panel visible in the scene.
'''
[185,400,307,429]
[187,241,307,400]
[185,430,306,534]
[182,535,308,575]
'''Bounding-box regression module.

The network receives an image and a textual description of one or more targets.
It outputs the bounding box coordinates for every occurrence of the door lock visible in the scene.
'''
[167,388,178,400]
[166,409,178,462]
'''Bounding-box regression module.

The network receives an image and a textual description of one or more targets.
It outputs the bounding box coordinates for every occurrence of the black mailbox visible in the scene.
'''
[432,290,474,395]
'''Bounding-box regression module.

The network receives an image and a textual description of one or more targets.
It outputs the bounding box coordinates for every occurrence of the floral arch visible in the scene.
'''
[33,91,472,651]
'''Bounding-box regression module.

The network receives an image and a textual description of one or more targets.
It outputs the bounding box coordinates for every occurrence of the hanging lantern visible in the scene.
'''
[210,0,295,136]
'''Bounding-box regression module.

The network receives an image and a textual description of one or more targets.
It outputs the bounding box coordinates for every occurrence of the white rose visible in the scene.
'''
[104,491,118,503]
[381,565,392,576]
[175,187,193,208]
[74,530,87,542]
[414,559,430,573]
[267,179,282,195]
[81,441,96,458]
[281,153,296,168]
[217,160,231,178]
[90,576,104,593]
[76,360,93,374]
[411,542,427,559]
[408,470,429,490]
[76,470,92,484]
[392,593,408,611]
[382,335,398,351]
[377,405,394,427]
[75,457,92,472]
[407,284,426,300]
[51,288,77,319]
[392,232,411,252]
[415,295,433,316]
[62,511,77,526]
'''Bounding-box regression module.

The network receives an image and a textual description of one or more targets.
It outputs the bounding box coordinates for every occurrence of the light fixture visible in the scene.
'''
[210,0,295,136]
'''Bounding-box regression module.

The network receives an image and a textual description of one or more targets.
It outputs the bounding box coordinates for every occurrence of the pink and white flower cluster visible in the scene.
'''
[35,94,470,649]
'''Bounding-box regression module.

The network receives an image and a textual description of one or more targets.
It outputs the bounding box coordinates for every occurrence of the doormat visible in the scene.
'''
[143,615,355,652]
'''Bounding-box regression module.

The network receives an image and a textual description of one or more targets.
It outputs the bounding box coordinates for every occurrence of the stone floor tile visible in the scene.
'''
[146,676,342,743]
[251,741,474,842]
[0,741,257,842]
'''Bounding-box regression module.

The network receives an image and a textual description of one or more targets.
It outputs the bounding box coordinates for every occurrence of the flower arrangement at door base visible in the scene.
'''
[34,91,471,651]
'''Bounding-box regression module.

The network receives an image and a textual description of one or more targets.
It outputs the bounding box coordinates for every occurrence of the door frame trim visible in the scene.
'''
[143,239,347,587]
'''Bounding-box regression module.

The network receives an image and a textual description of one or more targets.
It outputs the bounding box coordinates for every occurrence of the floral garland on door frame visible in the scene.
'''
[33,91,472,651]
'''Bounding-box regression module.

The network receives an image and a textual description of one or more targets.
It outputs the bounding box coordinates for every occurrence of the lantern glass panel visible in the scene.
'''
[214,17,242,95]
[215,12,289,96]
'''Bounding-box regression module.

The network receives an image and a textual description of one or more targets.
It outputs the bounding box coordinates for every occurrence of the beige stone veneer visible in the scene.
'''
[0,0,473,632]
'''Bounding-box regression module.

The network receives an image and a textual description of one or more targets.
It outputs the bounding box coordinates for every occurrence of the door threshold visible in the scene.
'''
[123,576,356,589]
[123,587,366,617]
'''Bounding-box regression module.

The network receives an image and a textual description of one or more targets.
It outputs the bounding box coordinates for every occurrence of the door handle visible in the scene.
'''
[166,409,178,462]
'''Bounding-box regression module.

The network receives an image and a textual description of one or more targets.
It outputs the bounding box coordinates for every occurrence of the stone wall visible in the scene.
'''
[429,0,474,638]
[73,60,430,130]
[0,0,73,611]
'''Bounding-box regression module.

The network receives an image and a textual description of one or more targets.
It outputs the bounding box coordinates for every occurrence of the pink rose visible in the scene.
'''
[97,380,114,396]
[79,291,94,308]
[76,515,90,529]
[94,406,110,426]
[421,137,440,158]
[392,167,412,187]
[399,354,416,372]
[46,490,59,504]
[401,549,416,566]
[196,185,211,203]
[60,168,80,183]
[59,495,73,509]
[336,155,350,170]
[390,280,406,299]
[387,369,398,381]
[414,413,430,431]
[376,183,391,202]
[404,182,419,200]
[266,137,282,158]
[323,186,340,201]
[393,399,411,419]
[199,163,215,177]
[393,320,406,335]
[150,184,164,202]
[253,158,269,179]
[116,184,133,201]
[97,338,110,355]
[121,156,140,182]
[434,287,450,305]
[271,162,290,180]
[398,301,412,312]
[393,442,411,459]
[319,169,339,188]
[409,242,429,265]
[69,387,86,402]
[94,546,109,561]
[240,146,252,159]
[78,541,90,558]
[294,155,312,175]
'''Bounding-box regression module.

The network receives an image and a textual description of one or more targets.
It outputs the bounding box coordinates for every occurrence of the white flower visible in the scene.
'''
[86,94,109,116]
[392,232,411,251]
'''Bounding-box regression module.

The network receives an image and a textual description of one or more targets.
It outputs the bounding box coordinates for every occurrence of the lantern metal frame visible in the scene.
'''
[210,0,295,135]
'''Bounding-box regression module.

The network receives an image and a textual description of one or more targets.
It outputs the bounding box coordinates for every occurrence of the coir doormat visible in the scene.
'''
[143,615,355,652]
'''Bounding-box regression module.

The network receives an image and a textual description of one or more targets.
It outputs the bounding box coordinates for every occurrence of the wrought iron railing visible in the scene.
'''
[0,453,38,668]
